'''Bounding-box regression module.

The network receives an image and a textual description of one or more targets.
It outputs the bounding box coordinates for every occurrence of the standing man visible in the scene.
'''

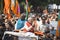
[15,14,26,30]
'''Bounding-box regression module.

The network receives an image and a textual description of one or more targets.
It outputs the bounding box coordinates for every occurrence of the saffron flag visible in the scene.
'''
[4,0,11,19]
[26,0,30,13]
[56,13,60,37]
[11,0,20,17]
[25,0,30,20]
[11,0,15,12]
[28,6,30,13]
[15,0,20,17]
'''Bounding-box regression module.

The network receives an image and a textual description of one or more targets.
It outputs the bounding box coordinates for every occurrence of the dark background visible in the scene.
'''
[0,0,60,13]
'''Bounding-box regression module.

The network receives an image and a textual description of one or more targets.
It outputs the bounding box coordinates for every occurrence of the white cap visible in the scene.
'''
[32,15,35,17]
[28,17,32,21]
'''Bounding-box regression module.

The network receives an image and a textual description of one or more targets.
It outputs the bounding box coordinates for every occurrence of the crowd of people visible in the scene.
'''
[0,9,60,40]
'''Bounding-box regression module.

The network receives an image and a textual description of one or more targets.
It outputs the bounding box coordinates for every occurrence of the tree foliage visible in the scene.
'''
[18,0,60,6]
[0,0,60,9]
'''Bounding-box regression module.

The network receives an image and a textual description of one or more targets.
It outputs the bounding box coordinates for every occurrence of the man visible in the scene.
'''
[21,17,34,32]
[39,16,48,33]
[15,14,26,30]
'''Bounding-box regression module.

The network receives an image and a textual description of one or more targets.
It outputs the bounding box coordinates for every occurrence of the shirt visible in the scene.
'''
[39,24,47,33]
[21,21,33,32]
[15,19,26,30]
[50,20,58,30]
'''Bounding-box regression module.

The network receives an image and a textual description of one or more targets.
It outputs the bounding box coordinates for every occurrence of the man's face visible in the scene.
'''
[0,25,2,29]
[42,20,45,24]
[5,23,9,28]
[28,19,33,24]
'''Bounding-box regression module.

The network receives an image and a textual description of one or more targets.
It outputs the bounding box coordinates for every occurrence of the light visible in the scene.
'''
[52,4,57,9]
[57,5,60,10]
[48,4,57,9]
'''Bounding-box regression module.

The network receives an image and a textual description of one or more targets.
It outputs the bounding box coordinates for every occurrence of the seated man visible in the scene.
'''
[20,17,34,32]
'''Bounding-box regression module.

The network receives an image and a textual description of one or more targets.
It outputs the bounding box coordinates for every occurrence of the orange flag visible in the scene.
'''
[26,0,30,13]
[4,0,11,19]
[11,0,15,14]
[28,6,30,13]
[11,0,20,18]
[15,0,20,17]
